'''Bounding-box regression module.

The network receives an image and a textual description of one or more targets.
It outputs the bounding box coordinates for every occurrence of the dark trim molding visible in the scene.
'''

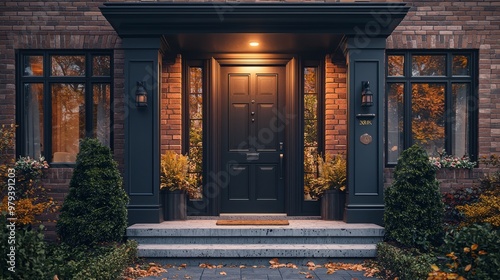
[100,3,409,37]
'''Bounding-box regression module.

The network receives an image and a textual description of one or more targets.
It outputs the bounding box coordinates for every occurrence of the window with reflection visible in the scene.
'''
[186,65,204,200]
[18,51,113,164]
[386,51,477,165]
[302,65,323,201]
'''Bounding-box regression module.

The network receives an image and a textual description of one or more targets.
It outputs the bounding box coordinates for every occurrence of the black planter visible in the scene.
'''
[321,189,346,220]
[162,189,187,221]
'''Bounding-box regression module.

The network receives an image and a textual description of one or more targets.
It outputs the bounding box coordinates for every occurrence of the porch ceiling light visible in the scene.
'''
[249,41,259,47]
[361,81,373,107]
[135,81,148,107]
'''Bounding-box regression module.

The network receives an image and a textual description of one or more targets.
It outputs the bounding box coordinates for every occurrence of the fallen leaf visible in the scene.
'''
[239,265,246,268]
[179,264,187,268]
[269,258,279,265]
[306,261,315,267]
[219,271,227,275]
[305,272,314,279]
[465,264,472,272]
[471,244,478,251]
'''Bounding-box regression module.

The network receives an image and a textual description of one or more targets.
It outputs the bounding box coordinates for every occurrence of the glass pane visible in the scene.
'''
[93,84,111,147]
[92,55,111,76]
[304,119,318,147]
[189,67,203,200]
[304,147,319,201]
[23,83,44,158]
[51,83,85,163]
[24,56,43,76]
[304,67,316,93]
[453,55,470,76]
[387,83,404,164]
[190,67,203,94]
[51,55,85,76]
[411,55,446,76]
[189,120,203,147]
[411,83,445,156]
[189,94,203,119]
[388,55,404,76]
[188,172,203,200]
[188,147,203,173]
[304,94,317,120]
[452,84,470,157]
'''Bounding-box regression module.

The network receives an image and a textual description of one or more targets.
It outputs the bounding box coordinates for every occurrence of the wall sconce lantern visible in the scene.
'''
[361,81,374,107]
[135,81,148,107]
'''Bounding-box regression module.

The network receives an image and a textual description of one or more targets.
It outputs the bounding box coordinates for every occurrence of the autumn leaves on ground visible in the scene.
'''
[122,258,379,279]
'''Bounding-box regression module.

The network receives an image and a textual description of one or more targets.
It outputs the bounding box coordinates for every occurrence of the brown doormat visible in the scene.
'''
[216,220,289,226]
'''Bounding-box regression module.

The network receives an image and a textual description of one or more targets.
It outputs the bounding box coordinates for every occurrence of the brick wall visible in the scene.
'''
[0,1,124,239]
[325,55,348,155]
[384,0,500,190]
[161,55,182,154]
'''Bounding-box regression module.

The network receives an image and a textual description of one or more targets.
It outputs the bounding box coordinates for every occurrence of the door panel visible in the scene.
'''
[221,66,286,213]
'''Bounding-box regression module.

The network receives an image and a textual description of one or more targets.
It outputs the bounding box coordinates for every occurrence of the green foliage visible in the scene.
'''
[50,240,137,280]
[384,144,445,251]
[376,242,436,280]
[0,216,50,280]
[438,224,500,280]
[56,138,128,247]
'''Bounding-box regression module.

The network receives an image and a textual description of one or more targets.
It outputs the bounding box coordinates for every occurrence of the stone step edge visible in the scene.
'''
[127,229,384,237]
[133,237,383,245]
[137,244,377,258]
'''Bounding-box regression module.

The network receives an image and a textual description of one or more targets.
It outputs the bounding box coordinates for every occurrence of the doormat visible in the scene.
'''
[216,220,289,226]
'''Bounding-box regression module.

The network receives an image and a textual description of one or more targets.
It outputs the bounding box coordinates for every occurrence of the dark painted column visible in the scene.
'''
[343,37,386,225]
[123,38,165,224]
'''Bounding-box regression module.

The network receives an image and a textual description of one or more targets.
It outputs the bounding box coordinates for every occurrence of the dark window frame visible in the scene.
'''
[300,57,325,214]
[16,50,114,167]
[182,59,209,212]
[385,50,478,166]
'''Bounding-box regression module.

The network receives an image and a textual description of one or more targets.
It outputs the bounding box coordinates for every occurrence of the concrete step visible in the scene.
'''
[128,219,383,261]
[137,244,378,258]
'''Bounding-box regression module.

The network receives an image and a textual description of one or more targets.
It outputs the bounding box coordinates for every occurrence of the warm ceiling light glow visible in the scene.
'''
[249,42,260,47]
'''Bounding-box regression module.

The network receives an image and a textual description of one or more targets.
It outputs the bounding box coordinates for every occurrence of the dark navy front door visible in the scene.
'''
[220,66,286,213]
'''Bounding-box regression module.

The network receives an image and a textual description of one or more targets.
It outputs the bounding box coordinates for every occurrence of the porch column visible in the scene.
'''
[123,37,165,224]
[343,37,386,225]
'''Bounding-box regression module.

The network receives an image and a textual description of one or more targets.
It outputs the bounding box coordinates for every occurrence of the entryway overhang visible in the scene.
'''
[100,2,410,225]
[101,2,409,53]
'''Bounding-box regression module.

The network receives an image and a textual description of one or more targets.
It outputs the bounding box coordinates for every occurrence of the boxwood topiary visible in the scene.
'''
[56,138,129,247]
[384,144,444,251]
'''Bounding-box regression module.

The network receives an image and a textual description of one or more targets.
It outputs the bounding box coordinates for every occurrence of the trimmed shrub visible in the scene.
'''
[437,224,500,280]
[376,242,435,280]
[384,144,444,251]
[56,138,128,247]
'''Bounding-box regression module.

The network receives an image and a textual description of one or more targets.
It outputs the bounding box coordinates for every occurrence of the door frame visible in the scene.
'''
[207,54,301,216]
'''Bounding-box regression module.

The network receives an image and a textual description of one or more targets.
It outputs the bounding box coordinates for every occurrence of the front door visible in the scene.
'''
[220,66,286,213]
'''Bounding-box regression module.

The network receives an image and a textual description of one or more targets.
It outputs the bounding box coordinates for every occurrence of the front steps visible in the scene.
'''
[127,218,384,265]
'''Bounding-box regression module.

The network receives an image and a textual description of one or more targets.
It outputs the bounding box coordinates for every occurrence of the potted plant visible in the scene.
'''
[313,154,347,220]
[160,150,193,220]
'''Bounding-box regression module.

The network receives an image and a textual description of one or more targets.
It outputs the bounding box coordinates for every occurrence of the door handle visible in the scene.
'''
[279,153,284,179]
[279,141,284,179]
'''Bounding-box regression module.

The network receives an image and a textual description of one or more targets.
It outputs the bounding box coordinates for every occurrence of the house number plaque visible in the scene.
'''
[360,133,372,145]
